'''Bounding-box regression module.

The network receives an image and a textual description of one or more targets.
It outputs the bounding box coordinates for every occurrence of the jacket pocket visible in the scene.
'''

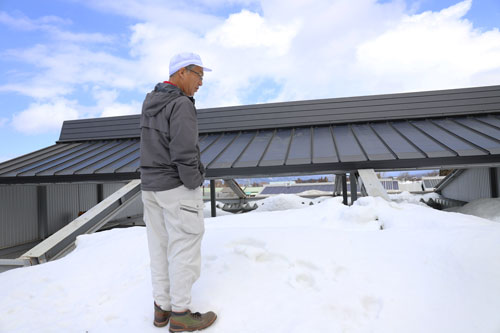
[179,200,204,235]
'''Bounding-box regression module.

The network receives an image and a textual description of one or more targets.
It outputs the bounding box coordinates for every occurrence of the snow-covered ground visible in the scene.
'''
[445,198,500,223]
[1,194,500,332]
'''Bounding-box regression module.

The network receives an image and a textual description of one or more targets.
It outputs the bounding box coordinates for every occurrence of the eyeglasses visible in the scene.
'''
[186,68,204,81]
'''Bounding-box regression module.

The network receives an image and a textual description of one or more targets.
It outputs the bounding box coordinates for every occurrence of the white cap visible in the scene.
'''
[169,52,212,76]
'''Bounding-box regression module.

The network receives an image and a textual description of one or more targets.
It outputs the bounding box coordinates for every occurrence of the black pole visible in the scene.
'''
[350,171,357,204]
[490,168,498,198]
[97,183,104,203]
[342,174,348,205]
[210,180,216,217]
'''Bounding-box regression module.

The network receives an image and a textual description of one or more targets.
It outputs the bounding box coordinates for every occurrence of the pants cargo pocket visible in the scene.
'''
[179,200,204,234]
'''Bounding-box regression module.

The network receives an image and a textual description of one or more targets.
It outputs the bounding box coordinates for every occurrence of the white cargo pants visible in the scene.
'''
[142,185,205,312]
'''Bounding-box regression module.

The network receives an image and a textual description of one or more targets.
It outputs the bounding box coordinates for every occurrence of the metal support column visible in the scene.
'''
[490,167,498,198]
[36,185,48,240]
[342,174,348,205]
[350,171,358,204]
[97,183,104,203]
[333,174,341,197]
[210,180,216,217]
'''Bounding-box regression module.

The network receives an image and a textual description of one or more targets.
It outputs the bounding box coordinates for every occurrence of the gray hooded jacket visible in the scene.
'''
[140,82,205,191]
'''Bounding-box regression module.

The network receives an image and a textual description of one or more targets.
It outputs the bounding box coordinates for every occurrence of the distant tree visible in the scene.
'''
[422,170,440,177]
[439,169,453,176]
[397,172,411,181]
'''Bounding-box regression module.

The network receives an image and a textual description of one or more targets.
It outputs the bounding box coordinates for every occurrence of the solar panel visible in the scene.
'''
[260,184,335,195]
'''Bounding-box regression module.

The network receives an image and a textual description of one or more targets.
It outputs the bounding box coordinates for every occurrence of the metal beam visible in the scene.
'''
[0,258,32,274]
[342,174,348,205]
[223,179,247,199]
[350,172,358,204]
[357,169,390,201]
[21,179,141,264]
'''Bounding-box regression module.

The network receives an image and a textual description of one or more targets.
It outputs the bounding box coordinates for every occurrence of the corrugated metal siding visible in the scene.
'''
[47,184,80,235]
[78,183,98,212]
[103,182,126,197]
[0,185,38,248]
[441,168,492,202]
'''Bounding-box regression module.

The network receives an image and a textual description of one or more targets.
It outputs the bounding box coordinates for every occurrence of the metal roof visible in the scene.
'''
[1,85,500,184]
[58,84,500,142]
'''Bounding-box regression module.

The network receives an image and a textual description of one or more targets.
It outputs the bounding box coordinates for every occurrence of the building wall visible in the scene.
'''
[1,181,142,250]
[0,185,38,249]
[79,183,99,212]
[440,167,500,202]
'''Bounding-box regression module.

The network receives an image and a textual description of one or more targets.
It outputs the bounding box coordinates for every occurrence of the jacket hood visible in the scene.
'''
[142,82,192,117]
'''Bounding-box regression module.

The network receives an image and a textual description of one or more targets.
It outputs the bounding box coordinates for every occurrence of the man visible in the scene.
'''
[140,52,216,332]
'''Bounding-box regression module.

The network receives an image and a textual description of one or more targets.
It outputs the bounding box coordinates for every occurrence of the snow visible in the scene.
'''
[254,193,315,211]
[388,190,441,204]
[446,198,500,223]
[1,194,500,332]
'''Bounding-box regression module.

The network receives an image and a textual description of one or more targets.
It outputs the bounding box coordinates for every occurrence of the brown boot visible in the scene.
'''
[169,310,217,332]
[154,302,172,327]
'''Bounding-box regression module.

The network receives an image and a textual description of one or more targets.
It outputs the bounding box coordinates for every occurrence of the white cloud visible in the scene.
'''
[354,0,500,92]
[3,0,500,130]
[11,99,80,134]
[0,11,112,43]
[206,10,300,55]
[92,87,142,117]
[1,44,140,99]
[8,88,142,135]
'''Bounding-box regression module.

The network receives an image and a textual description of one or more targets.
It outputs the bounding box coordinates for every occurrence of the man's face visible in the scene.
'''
[181,65,204,97]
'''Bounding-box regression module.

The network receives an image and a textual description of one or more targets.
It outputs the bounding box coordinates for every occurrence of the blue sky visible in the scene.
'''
[1,0,499,163]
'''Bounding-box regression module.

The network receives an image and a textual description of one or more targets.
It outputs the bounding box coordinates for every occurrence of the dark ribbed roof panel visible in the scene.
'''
[1,86,499,184]
[57,85,500,142]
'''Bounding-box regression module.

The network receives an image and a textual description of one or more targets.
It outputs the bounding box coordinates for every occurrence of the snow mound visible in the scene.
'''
[296,189,331,196]
[449,198,500,223]
[253,194,314,212]
[389,191,441,204]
